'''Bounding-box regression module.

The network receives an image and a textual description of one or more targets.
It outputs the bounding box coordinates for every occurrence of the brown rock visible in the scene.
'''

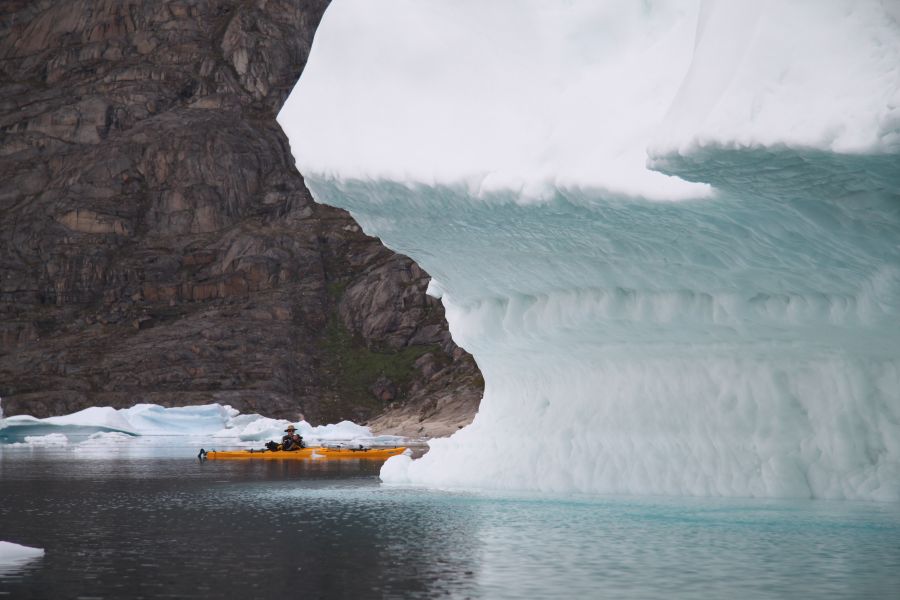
[0,0,482,432]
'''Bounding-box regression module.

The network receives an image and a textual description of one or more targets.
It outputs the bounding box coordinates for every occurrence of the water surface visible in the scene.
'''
[1,446,898,599]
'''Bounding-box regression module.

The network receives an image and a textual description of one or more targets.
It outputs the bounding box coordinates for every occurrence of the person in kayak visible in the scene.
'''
[261,424,305,452]
[281,425,304,451]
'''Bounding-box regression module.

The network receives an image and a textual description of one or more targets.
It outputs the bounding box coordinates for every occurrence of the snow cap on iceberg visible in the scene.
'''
[280,0,900,200]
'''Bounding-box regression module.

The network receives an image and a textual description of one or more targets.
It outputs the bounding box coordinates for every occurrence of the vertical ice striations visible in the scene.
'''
[279,0,900,500]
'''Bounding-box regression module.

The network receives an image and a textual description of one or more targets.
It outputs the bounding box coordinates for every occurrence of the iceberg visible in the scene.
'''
[0,403,236,443]
[279,0,900,499]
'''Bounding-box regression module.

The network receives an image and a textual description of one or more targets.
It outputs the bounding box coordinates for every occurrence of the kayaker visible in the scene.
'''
[281,424,297,449]
[281,425,304,451]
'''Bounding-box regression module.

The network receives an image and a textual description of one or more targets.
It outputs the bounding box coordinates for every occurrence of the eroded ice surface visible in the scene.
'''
[279,0,900,499]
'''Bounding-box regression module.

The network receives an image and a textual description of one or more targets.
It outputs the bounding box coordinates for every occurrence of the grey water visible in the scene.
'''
[1,447,899,600]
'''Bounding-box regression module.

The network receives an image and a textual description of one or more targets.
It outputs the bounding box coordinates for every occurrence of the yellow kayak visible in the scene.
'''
[203,447,407,461]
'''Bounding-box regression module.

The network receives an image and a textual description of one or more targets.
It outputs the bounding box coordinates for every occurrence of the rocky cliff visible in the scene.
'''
[0,0,482,436]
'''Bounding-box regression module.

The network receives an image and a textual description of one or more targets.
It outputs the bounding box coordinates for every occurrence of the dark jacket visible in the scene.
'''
[282,434,304,451]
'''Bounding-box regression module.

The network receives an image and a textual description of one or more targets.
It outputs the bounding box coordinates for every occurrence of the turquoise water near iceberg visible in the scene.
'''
[1,449,898,599]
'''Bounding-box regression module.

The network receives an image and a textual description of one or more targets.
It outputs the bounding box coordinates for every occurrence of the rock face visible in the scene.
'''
[0,0,482,435]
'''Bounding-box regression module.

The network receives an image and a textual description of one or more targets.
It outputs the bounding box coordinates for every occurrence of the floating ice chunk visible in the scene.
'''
[1,403,245,443]
[5,433,69,448]
[213,415,291,441]
[0,541,44,560]
[381,454,414,483]
[0,541,44,575]
[0,410,138,443]
[0,403,396,449]
[207,417,379,445]
[304,420,372,441]
[119,403,239,435]
[44,406,134,431]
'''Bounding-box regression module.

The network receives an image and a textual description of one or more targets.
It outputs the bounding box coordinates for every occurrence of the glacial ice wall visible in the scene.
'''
[279,0,900,500]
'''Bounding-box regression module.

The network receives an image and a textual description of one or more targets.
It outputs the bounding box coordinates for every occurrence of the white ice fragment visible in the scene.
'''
[0,541,44,573]
[5,433,69,448]
[0,404,385,447]
[380,454,414,483]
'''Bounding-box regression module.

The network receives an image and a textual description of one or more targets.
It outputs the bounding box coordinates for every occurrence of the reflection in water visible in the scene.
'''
[1,449,899,599]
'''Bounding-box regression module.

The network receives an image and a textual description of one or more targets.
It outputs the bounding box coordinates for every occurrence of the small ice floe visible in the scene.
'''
[0,541,44,576]
[5,433,69,448]
[74,431,135,448]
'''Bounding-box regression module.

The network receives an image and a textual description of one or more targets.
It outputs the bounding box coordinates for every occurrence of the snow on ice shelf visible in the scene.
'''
[279,0,900,500]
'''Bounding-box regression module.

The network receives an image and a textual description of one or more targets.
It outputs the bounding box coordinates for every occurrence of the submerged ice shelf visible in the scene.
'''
[280,0,900,500]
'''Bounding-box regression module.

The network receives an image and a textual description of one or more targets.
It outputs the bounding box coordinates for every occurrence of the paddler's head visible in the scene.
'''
[285,425,297,433]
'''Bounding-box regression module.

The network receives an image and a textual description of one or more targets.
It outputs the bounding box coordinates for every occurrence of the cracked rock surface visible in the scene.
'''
[0,0,482,435]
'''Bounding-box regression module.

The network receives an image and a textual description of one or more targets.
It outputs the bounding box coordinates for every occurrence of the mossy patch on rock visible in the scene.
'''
[319,312,436,420]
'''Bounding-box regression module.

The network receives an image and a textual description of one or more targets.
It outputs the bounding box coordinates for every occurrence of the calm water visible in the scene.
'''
[1,446,899,599]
